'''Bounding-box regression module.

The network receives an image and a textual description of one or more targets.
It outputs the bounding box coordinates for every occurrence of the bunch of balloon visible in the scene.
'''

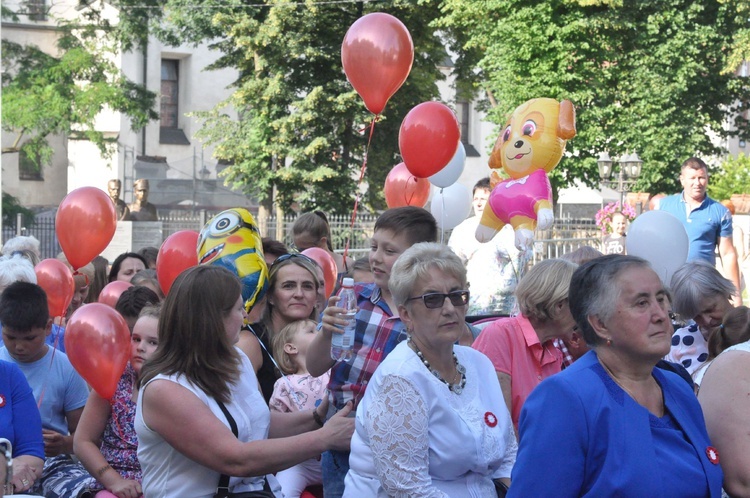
[383,162,430,208]
[341,13,414,116]
[626,210,689,286]
[399,101,461,179]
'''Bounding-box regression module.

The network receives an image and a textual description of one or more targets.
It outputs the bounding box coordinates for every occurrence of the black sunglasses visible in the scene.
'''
[406,290,470,309]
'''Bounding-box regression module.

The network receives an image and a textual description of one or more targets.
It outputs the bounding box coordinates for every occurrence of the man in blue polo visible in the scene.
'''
[659,156,742,305]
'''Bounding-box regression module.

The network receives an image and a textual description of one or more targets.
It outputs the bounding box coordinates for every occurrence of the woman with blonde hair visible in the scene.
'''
[473,258,579,431]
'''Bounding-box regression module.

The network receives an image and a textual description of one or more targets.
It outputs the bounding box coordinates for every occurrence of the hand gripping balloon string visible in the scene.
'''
[343,114,378,262]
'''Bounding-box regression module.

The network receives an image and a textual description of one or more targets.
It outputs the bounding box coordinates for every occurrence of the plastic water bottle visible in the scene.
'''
[331,277,357,362]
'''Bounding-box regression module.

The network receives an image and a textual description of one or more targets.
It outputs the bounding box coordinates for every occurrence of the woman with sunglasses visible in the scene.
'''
[344,243,516,496]
[473,258,579,433]
[246,253,322,402]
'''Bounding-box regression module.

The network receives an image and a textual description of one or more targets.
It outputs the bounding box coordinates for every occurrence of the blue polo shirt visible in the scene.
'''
[659,192,732,263]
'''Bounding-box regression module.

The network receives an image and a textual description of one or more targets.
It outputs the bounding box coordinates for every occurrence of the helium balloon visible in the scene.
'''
[383,162,430,208]
[56,187,117,270]
[65,303,131,399]
[98,280,133,308]
[35,259,75,317]
[399,102,460,178]
[476,98,576,247]
[429,142,466,188]
[430,183,472,231]
[302,247,337,298]
[157,230,200,295]
[626,210,689,286]
[342,13,414,115]
[198,209,268,312]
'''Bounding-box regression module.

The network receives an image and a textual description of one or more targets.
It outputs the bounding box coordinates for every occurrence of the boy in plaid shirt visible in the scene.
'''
[307,206,438,497]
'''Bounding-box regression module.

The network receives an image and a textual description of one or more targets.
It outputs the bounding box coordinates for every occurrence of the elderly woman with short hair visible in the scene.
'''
[666,260,736,376]
[472,258,579,431]
[344,242,516,497]
[507,255,724,497]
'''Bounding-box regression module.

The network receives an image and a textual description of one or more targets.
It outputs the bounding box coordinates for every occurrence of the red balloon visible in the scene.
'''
[157,230,200,295]
[56,187,117,270]
[98,280,133,308]
[384,162,431,208]
[35,259,75,317]
[302,247,337,298]
[399,102,461,178]
[65,303,131,399]
[342,13,414,115]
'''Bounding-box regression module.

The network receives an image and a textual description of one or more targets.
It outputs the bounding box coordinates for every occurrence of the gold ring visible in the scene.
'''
[22,478,29,486]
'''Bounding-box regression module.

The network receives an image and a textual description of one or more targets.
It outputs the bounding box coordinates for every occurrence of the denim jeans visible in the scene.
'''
[321,449,349,498]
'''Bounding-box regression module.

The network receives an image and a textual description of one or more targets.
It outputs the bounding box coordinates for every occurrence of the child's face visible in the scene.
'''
[290,322,317,359]
[369,229,412,292]
[130,315,159,375]
[611,214,627,236]
[2,325,49,363]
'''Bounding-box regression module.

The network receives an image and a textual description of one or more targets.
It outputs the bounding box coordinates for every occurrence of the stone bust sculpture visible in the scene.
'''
[128,178,158,222]
[107,179,130,221]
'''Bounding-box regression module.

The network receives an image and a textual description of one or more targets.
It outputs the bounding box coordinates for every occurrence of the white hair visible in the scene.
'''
[2,235,40,257]
[0,254,37,294]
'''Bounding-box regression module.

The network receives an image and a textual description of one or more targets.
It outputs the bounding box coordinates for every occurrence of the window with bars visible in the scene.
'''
[18,148,44,181]
[26,0,46,21]
[161,59,179,128]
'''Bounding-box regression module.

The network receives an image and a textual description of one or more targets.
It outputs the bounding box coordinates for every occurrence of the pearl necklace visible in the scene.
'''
[408,338,467,394]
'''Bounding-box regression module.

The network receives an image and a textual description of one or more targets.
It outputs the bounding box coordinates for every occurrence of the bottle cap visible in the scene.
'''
[342,277,354,287]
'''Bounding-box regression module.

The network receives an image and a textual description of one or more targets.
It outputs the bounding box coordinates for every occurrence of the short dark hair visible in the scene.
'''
[108,252,148,282]
[681,156,708,173]
[473,177,491,194]
[115,286,160,320]
[374,206,438,247]
[137,246,159,267]
[261,238,289,260]
[569,255,651,346]
[0,281,49,331]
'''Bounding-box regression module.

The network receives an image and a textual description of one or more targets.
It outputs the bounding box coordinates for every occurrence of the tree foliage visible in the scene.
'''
[151,0,454,214]
[708,153,750,200]
[438,0,750,197]
[1,3,158,167]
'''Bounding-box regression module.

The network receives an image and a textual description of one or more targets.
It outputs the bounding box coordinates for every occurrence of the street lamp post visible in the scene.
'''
[597,151,643,206]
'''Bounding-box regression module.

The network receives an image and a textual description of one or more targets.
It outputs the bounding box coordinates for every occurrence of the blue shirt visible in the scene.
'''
[659,193,732,263]
[0,360,44,459]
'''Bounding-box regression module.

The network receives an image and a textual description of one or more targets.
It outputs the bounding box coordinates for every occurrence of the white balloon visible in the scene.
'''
[428,142,465,188]
[626,210,689,286]
[430,183,472,230]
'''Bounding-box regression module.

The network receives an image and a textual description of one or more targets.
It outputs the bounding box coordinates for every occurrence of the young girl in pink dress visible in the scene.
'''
[270,319,330,498]
[74,305,161,497]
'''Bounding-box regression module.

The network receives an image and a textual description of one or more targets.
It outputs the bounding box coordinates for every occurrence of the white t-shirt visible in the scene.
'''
[344,342,517,497]
[135,349,279,497]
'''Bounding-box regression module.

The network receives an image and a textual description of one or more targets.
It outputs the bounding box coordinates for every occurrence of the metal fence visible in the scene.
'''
[2,210,601,263]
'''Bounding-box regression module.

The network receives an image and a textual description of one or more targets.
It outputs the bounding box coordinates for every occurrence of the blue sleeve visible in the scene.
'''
[63,362,90,412]
[6,362,44,459]
[508,376,588,497]
[719,206,733,239]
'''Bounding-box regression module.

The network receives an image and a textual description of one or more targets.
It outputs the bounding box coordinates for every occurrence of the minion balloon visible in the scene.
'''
[197,208,268,312]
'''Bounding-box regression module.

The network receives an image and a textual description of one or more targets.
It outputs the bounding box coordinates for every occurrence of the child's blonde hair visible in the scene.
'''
[272,319,316,375]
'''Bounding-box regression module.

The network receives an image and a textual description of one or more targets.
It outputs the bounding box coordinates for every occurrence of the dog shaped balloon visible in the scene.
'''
[475,98,576,249]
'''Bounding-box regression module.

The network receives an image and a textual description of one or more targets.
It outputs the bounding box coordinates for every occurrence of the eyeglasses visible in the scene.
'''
[406,290,470,309]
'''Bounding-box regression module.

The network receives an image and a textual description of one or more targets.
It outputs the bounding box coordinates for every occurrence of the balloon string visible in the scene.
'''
[440,188,446,244]
[344,114,378,262]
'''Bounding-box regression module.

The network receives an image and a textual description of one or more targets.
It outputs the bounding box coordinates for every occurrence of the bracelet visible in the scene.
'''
[312,409,324,427]
[96,464,113,477]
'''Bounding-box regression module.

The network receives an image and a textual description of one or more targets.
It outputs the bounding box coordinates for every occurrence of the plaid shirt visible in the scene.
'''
[326,282,407,414]
[554,338,574,370]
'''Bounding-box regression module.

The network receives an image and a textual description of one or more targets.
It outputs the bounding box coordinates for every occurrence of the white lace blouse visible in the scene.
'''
[344,342,517,497]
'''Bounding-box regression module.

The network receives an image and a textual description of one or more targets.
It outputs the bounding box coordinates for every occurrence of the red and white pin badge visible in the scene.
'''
[706,446,720,465]
[484,411,498,428]
[0,394,5,407]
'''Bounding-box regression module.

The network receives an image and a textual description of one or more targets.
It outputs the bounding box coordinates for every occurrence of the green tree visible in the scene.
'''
[438,0,750,196]
[153,0,456,214]
[708,153,750,200]
[1,3,159,167]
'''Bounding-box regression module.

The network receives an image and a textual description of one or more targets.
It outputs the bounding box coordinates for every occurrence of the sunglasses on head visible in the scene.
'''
[271,252,316,268]
[406,290,470,309]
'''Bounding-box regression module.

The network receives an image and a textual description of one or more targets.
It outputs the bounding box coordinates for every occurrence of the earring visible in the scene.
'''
[606,339,612,347]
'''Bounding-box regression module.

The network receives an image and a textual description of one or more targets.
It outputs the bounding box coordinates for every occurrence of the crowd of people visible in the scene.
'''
[1,154,749,497]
